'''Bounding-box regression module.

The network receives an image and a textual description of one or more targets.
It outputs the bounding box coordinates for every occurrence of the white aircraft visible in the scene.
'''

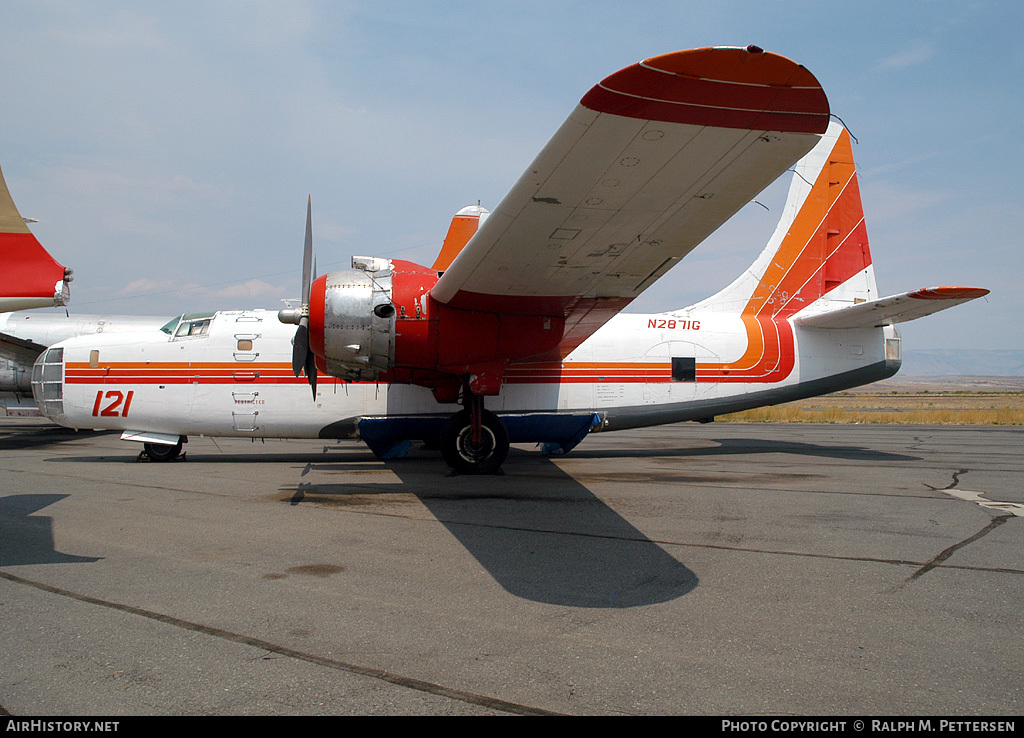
[13,47,988,473]
[0,163,73,312]
[1,312,168,399]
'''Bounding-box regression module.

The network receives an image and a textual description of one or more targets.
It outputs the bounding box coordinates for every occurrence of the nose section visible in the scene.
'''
[308,272,327,361]
[31,346,66,422]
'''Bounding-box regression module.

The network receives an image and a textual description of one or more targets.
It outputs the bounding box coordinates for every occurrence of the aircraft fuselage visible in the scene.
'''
[34,306,900,453]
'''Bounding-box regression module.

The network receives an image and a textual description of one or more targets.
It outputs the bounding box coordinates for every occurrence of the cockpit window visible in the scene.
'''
[160,316,180,335]
[163,312,215,339]
[175,318,211,337]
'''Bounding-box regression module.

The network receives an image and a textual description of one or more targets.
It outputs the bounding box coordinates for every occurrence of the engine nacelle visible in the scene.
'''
[304,255,566,395]
[309,257,396,381]
[0,357,32,395]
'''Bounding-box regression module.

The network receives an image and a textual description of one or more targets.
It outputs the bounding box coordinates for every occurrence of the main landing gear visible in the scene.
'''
[439,392,509,475]
[142,437,185,462]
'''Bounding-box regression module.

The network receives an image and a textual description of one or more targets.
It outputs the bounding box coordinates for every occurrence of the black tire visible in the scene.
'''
[144,440,182,462]
[439,409,509,475]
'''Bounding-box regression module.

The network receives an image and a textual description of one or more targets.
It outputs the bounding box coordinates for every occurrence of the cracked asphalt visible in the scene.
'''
[1,419,1021,715]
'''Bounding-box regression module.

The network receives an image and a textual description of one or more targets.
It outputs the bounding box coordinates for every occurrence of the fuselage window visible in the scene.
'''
[671,357,696,382]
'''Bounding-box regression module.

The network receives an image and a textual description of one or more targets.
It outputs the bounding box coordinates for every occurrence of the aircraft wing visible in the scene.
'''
[0,329,47,366]
[794,287,990,329]
[1,163,71,311]
[430,46,830,358]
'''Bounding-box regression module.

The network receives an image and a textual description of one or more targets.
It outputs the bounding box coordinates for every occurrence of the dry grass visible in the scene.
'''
[722,390,1024,425]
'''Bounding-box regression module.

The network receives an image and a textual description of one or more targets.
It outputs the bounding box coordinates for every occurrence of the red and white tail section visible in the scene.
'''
[0,163,72,311]
[695,121,986,325]
[695,121,875,316]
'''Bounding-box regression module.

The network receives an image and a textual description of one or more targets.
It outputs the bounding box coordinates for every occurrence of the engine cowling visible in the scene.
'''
[304,255,566,395]
[307,257,397,381]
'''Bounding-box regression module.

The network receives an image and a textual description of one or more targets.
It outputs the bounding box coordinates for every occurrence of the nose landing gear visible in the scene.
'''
[142,437,185,462]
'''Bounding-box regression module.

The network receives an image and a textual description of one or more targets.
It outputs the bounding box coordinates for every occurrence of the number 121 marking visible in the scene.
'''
[92,390,134,417]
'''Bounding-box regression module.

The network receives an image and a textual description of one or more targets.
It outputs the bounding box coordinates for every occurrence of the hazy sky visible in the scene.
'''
[1,1,1020,350]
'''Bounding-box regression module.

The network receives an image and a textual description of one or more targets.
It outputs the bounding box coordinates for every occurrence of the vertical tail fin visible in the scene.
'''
[695,121,874,318]
[431,205,490,273]
[0,163,71,311]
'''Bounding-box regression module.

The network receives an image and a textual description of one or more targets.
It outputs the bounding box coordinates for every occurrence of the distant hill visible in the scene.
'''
[900,349,1024,377]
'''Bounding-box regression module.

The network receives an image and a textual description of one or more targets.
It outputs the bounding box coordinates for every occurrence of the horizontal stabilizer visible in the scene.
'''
[794,287,989,329]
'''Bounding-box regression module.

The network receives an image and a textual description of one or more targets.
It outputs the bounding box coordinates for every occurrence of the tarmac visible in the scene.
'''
[1,418,1021,715]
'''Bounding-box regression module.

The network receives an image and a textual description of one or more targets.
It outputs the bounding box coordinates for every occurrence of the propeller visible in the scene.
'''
[286,197,317,399]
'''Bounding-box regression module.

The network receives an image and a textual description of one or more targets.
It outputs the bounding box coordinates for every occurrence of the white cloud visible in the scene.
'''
[214,278,288,300]
[876,40,936,71]
[121,277,168,295]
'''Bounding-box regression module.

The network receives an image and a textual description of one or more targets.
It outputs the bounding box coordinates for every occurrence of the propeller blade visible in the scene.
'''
[301,196,313,305]
[304,347,318,399]
[292,319,309,377]
[287,197,317,398]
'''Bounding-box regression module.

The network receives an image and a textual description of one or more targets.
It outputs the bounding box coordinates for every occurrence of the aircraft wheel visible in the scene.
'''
[144,439,182,462]
[440,409,509,475]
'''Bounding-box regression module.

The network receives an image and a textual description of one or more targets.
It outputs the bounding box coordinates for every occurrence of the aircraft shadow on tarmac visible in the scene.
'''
[570,436,922,463]
[279,448,699,609]
[23,433,920,605]
[271,435,920,608]
[40,433,922,467]
[0,425,114,452]
[0,494,102,567]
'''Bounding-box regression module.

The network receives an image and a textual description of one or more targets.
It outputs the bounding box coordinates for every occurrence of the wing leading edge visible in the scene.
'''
[0,329,46,367]
[430,46,830,359]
